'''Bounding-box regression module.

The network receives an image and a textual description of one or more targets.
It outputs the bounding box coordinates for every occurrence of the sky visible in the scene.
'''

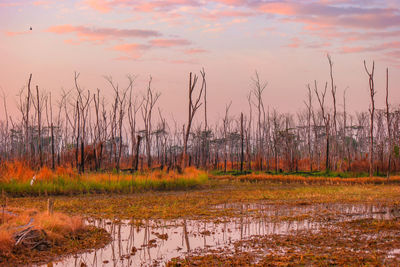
[1,0,400,124]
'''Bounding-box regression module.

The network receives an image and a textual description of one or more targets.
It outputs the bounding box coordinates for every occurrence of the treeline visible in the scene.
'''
[0,55,399,177]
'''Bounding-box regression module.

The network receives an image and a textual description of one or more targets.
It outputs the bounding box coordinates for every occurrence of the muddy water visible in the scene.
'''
[48,203,400,267]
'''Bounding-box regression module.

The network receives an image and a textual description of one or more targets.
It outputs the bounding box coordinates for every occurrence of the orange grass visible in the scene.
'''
[0,229,13,255]
[0,162,204,183]
[0,161,35,183]
[0,163,208,196]
[211,173,400,185]
[35,212,84,241]
[0,208,85,255]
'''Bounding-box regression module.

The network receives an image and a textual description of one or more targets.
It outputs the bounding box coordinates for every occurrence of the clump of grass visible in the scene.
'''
[0,208,85,257]
[0,206,110,265]
[35,212,84,241]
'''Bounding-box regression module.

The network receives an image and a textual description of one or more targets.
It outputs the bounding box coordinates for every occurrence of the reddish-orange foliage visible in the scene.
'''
[0,161,35,182]
[0,161,206,184]
[0,230,13,255]
[211,173,400,185]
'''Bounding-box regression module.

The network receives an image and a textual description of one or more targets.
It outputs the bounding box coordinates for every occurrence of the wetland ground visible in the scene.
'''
[4,178,400,266]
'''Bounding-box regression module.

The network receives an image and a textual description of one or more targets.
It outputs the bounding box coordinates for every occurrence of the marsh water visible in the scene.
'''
[47,203,400,267]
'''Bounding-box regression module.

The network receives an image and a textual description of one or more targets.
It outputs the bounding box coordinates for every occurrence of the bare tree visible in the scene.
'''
[304,84,313,171]
[314,81,330,171]
[74,72,91,173]
[246,92,253,170]
[240,112,244,172]
[141,76,160,169]
[1,90,9,161]
[128,79,142,172]
[222,101,232,172]
[251,71,267,169]
[105,76,131,171]
[364,60,375,177]
[327,54,338,170]
[47,93,55,170]
[31,85,46,167]
[385,68,391,178]
[182,70,205,169]
[202,69,208,169]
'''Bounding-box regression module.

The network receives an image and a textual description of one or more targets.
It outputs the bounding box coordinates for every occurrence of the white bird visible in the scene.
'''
[30,175,36,186]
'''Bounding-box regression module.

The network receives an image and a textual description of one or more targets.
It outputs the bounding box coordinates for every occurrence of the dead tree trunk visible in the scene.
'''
[364,61,375,177]
[141,76,160,169]
[385,68,391,179]
[134,135,142,172]
[327,54,337,170]
[203,69,208,169]
[240,112,244,172]
[26,74,32,165]
[49,94,55,170]
[305,84,313,171]
[182,70,205,169]
[34,85,43,167]
[314,81,330,172]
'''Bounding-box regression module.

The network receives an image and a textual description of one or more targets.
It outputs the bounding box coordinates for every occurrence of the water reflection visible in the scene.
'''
[48,203,400,267]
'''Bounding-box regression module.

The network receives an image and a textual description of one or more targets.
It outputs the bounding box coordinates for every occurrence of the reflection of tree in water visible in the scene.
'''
[183,219,190,252]
[50,203,397,266]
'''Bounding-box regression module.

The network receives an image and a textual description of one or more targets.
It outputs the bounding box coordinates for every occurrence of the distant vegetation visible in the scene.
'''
[0,55,398,178]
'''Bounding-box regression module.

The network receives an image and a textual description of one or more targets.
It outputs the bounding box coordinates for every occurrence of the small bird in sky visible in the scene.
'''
[30,27,32,30]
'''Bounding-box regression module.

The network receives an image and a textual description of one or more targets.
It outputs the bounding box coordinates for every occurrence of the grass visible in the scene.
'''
[0,208,85,247]
[0,164,208,196]
[7,181,400,220]
[211,169,397,178]
[210,172,400,185]
[0,207,110,265]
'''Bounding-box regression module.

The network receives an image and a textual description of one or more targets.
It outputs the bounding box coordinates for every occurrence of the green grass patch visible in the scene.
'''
[0,173,208,197]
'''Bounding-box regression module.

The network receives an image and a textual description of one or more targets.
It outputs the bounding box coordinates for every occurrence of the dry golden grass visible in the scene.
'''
[35,212,84,237]
[0,207,85,255]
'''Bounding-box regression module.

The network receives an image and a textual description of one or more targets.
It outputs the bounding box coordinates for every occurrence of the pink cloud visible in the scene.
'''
[184,48,208,54]
[212,0,246,5]
[0,2,23,7]
[5,31,30,37]
[341,41,400,54]
[47,25,161,43]
[149,38,191,47]
[83,0,111,13]
[85,0,200,13]
[33,1,51,6]
[199,10,253,20]
[113,43,151,60]
[287,37,302,48]
[257,2,298,16]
